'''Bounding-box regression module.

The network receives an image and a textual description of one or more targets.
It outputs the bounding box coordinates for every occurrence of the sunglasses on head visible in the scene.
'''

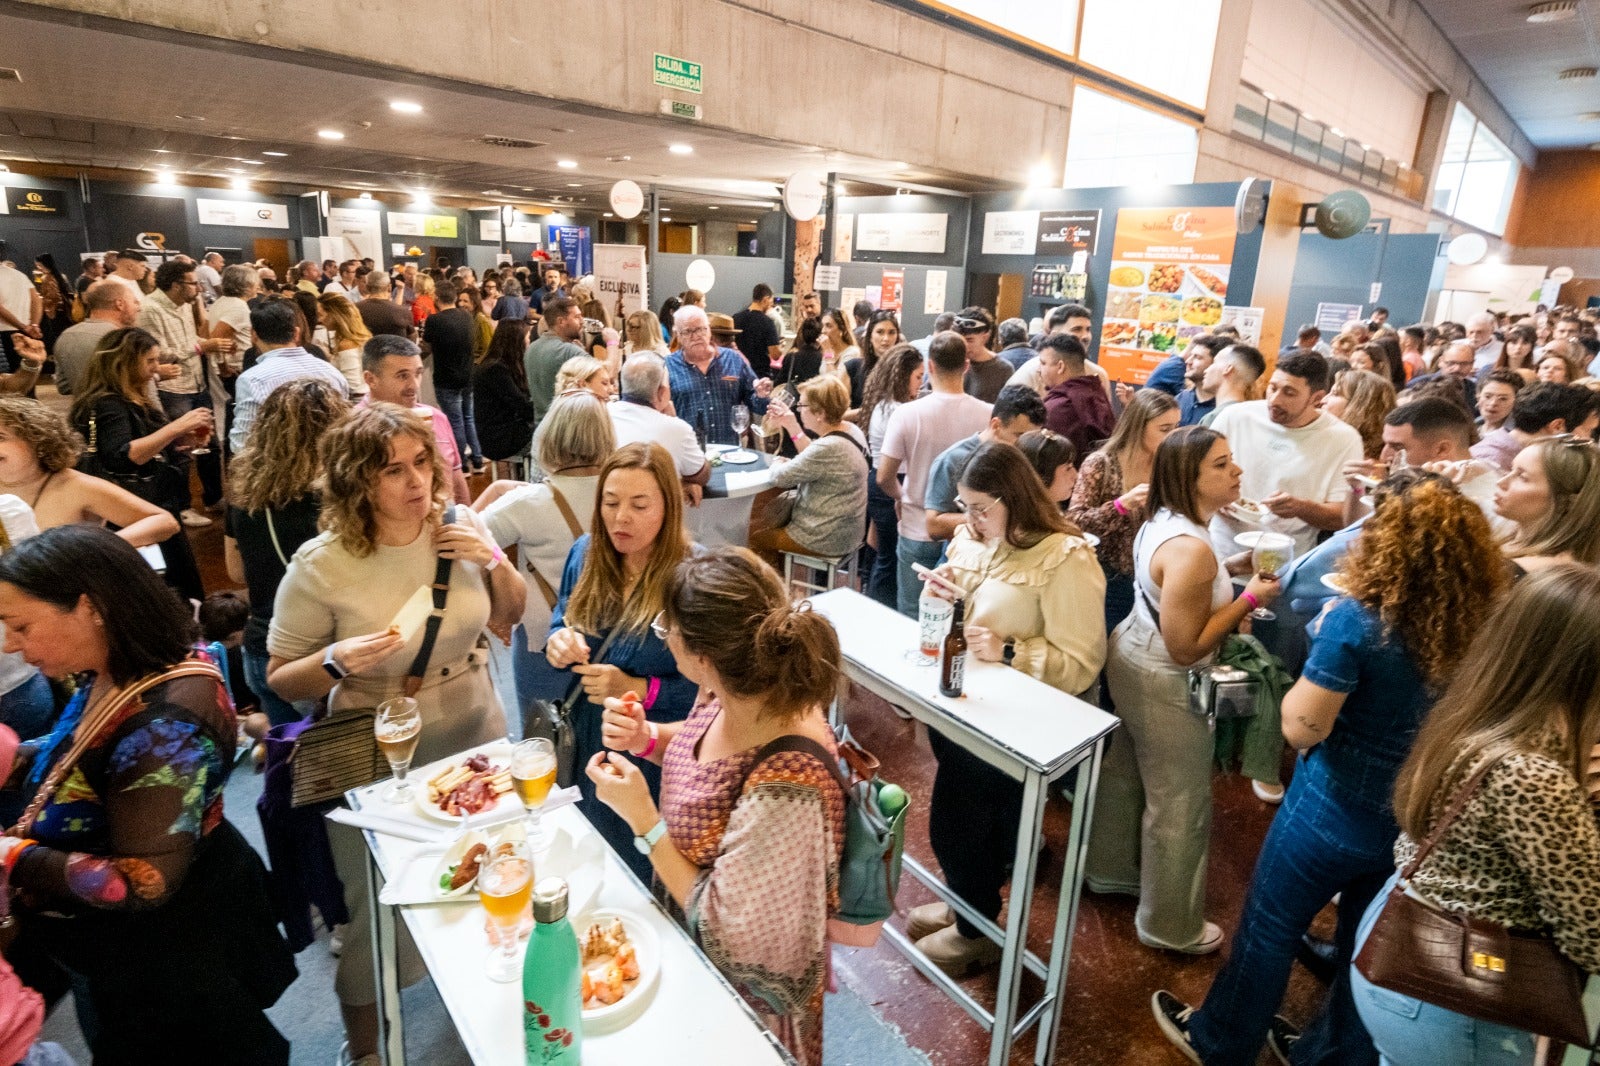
[953,316,988,333]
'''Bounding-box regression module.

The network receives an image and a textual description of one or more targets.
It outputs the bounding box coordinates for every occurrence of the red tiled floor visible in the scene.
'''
[833,681,1332,1066]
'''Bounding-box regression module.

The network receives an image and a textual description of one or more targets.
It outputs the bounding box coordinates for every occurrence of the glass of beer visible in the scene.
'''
[479,839,533,982]
[374,697,422,803]
[511,738,558,850]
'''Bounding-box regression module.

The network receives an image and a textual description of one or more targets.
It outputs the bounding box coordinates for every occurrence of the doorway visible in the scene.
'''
[252,238,290,277]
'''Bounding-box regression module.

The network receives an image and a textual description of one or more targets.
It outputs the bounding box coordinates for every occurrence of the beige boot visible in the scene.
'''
[915,925,1002,977]
[904,901,955,941]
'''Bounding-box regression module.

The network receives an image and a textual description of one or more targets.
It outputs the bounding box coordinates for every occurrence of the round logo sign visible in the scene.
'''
[1549,266,1575,285]
[782,171,826,222]
[684,258,716,294]
[609,180,645,220]
[1446,233,1488,267]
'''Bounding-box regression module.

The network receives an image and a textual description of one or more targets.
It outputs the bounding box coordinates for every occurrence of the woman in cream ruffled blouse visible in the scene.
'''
[905,440,1106,976]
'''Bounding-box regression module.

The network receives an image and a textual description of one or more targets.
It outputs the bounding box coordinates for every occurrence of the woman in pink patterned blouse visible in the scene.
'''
[585,548,845,1066]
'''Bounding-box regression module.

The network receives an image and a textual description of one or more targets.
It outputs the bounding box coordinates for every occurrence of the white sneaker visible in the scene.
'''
[1252,779,1285,804]
[180,508,213,528]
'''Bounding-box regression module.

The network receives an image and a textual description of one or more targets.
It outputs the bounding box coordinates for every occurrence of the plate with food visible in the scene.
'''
[417,752,511,822]
[1226,498,1267,525]
[1102,319,1138,346]
[719,449,760,465]
[1186,265,1229,299]
[580,910,661,1032]
[1321,572,1349,594]
[1181,296,1223,327]
[1108,265,1145,289]
[1147,263,1184,294]
[432,830,491,899]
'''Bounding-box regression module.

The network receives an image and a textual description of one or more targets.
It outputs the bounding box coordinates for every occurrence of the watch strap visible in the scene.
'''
[635,819,667,854]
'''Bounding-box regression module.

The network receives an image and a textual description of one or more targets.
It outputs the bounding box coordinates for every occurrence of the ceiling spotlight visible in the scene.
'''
[1526,1,1578,21]
[1560,67,1599,80]
[605,154,632,162]
[668,143,693,155]
[389,100,423,114]
[1027,161,1054,187]
[358,192,373,199]
[557,159,578,169]
[240,159,264,165]
[603,212,614,218]
[708,205,719,210]
[262,150,288,157]
[154,169,176,186]
[231,176,251,192]
[661,217,672,223]
[318,129,345,140]
[566,182,582,187]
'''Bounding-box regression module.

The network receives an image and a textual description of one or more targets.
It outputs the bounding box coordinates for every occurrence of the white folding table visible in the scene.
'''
[808,588,1119,1066]
[346,762,792,1065]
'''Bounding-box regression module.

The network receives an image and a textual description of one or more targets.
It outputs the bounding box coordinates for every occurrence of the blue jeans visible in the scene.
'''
[242,644,305,727]
[865,476,900,609]
[1351,873,1539,1066]
[895,536,944,618]
[0,671,55,741]
[1187,752,1390,1065]
[435,386,482,467]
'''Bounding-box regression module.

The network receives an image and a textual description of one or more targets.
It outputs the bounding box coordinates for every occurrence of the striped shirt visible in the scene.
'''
[229,346,350,450]
[664,347,767,447]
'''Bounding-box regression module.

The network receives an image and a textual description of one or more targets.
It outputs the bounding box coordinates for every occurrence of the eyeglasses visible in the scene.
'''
[650,611,670,641]
[954,497,1000,520]
[679,326,710,337]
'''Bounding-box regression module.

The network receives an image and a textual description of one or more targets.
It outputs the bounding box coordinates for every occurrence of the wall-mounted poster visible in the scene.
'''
[327,207,383,264]
[548,225,593,278]
[1099,207,1236,384]
[4,188,67,217]
[388,212,458,239]
[881,268,904,312]
[854,212,947,255]
[196,198,288,229]
[1036,209,1100,256]
[981,210,1038,255]
[1219,306,1263,346]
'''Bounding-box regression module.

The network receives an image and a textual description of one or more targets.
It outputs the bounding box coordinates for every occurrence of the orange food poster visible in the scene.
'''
[1100,207,1238,385]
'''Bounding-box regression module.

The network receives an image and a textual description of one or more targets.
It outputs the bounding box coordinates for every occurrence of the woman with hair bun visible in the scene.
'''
[588,547,846,1066]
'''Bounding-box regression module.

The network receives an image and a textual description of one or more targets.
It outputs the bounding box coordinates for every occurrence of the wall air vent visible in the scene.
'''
[480,135,546,149]
[1558,67,1598,80]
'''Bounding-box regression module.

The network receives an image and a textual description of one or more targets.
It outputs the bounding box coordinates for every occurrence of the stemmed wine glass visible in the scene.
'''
[479,839,533,982]
[1248,532,1296,620]
[374,697,421,803]
[730,404,751,448]
[511,738,558,852]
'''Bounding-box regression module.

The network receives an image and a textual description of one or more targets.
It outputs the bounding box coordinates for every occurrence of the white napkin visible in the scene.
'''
[328,786,583,844]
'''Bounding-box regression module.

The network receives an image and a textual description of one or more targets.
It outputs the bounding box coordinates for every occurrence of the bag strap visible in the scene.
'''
[11,660,224,835]
[264,508,289,568]
[822,430,870,463]
[736,733,852,800]
[529,567,559,609]
[556,626,621,714]
[1399,754,1504,882]
[547,483,583,538]
[403,504,457,698]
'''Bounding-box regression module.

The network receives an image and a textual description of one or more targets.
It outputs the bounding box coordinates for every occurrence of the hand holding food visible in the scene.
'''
[329,629,407,677]
[573,663,634,702]
[600,692,648,752]
[1262,492,1301,519]
[584,751,653,830]
[545,627,592,669]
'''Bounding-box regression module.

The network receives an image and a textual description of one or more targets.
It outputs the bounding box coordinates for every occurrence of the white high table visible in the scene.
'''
[808,589,1119,1066]
[347,770,792,1066]
[685,450,775,548]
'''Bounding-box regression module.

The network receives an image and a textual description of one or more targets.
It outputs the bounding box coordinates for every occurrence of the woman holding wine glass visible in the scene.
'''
[1155,471,1506,1064]
[750,375,869,568]
[1084,426,1281,955]
[264,403,523,1064]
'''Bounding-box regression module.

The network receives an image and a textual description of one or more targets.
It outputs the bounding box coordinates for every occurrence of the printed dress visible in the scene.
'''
[659,698,845,1066]
[7,661,295,1064]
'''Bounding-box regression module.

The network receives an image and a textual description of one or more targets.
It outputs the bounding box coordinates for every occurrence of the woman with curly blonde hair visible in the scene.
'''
[1158,471,1507,1064]
[265,401,523,1063]
[1322,369,1396,459]
[223,380,350,724]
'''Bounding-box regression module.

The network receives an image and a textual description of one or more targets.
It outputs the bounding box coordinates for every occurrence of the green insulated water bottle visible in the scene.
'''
[523,877,583,1064]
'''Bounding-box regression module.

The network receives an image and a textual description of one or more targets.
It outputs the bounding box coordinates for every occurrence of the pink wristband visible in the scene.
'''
[1113,498,1128,516]
[643,676,661,711]
[1241,591,1260,610]
[634,723,658,758]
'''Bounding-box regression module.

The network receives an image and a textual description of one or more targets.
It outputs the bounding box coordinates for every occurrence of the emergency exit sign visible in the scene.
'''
[653,53,702,94]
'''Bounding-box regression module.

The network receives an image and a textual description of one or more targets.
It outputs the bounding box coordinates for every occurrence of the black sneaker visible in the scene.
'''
[1151,990,1203,1065]
[1266,1015,1300,1065]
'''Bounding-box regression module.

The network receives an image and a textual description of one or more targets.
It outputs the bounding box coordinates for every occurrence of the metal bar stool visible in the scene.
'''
[781,550,857,600]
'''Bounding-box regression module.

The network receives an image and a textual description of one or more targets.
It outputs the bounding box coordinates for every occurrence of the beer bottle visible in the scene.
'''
[939,598,967,698]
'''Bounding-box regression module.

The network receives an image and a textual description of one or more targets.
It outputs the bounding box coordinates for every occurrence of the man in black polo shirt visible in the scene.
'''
[731,283,782,376]
[422,281,482,471]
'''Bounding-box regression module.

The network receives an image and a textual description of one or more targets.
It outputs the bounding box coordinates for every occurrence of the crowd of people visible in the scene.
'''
[0,242,1594,1066]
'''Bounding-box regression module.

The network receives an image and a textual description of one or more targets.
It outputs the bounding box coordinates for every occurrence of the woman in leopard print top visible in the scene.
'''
[1351,564,1600,1065]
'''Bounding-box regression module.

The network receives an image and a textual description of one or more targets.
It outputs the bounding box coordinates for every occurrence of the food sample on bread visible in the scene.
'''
[580,917,641,1008]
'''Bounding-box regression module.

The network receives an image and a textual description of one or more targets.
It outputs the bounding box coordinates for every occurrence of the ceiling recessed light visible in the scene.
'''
[661,217,672,222]
[668,143,693,155]
[358,192,373,199]
[566,182,582,187]
[240,159,264,165]
[605,154,632,162]
[1526,1,1578,21]
[318,129,345,140]
[708,205,719,210]
[231,177,251,192]
[748,219,758,224]
[154,169,176,186]
[557,159,578,169]
[262,150,288,157]
[603,212,614,217]
[151,148,172,154]
[389,100,423,114]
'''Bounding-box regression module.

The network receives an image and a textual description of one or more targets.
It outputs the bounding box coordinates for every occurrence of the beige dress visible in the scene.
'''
[268,513,507,1003]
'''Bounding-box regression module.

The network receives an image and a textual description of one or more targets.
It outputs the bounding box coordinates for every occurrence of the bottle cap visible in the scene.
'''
[531,877,569,923]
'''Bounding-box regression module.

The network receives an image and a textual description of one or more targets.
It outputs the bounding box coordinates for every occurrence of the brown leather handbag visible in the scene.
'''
[1353,755,1593,1048]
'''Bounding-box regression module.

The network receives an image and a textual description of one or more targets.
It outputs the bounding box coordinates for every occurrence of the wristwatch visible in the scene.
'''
[322,645,349,681]
[634,819,667,855]
[1001,638,1016,666]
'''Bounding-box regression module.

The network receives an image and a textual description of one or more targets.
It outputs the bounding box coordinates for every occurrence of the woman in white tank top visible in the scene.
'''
[1084,426,1282,954]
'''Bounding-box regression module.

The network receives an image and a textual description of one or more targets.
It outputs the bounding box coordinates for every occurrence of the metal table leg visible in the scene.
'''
[367,844,405,1065]
[1036,739,1105,1065]
[989,770,1048,1066]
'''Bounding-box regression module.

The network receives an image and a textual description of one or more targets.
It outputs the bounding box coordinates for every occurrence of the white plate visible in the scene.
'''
[719,449,760,465]
[1235,531,1265,549]
[579,908,661,1033]
[1320,573,1348,593]
[1226,501,1267,525]
[431,830,490,899]
[414,759,512,823]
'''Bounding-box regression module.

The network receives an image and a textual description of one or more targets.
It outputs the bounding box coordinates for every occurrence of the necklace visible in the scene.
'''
[0,470,54,510]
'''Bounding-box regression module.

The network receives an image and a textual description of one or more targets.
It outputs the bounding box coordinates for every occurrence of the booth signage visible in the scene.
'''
[653,53,703,94]
[548,225,593,277]
[1036,209,1100,256]
[1100,207,1238,385]
[196,198,288,229]
[1314,302,1363,333]
[981,210,1037,255]
[4,187,66,216]
[327,207,383,263]
[388,212,459,239]
[593,244,648,318]
[855,212,947,255]
[814,264,841,291]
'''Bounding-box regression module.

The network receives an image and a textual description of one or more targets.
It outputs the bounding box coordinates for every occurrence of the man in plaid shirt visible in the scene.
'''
[665,305,771,447]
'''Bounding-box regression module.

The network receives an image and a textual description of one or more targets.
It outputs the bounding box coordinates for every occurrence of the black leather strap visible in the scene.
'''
[404,504,456,697]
